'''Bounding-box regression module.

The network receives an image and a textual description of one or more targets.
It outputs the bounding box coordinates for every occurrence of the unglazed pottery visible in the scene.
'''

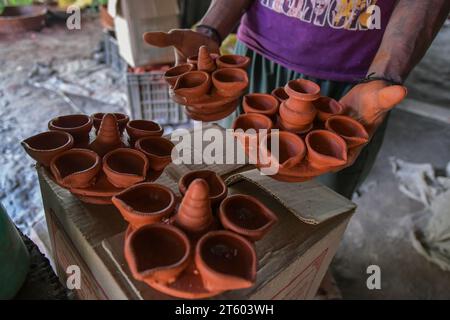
[185,98,239,122]
[89,113,125,157]
[91,112,129,135]
[125,223,191,285]
[259,131,306,169]
[212,68,249,97]
[325,115,369,149]
[173,71,211,100]
[219,194,278,241]
[197,46,216,73]
[216,54,251,70]
[135,136,175,171]
[103,148,149,188]
[187,53,219,69]
[271,87,289,103]
[112,183,176,229]
[195,230,257,292]
[164,64,195,87]
[243,93,279,117]
[21,130,74,167]
[126,120,163,145]
[279,79,320,132]
[305,130,347,170]
[48,114,93,143]
[232,113,273,155]
[314,97,343,122]
[178,170,227,207]
[50,148,101,189]
[174,179,214,236]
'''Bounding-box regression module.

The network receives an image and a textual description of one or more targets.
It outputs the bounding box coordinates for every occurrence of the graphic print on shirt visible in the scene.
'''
[260,0,381,30]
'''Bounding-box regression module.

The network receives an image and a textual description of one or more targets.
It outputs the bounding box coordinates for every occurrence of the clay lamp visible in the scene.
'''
[135,136,175,172]
[103,148,149,188]
[126,120,163,145]
[48,114,93,143]
[314,97,344,122]
[197,45,216,73]
[305,130,348,170]
[173,179,214,237]
[89,113,125,157]
[271,87,289,103]
[178,170,227,207]
[173,71,211,100]
[325,115,369,149]
[243,93,279,118]
[124,223,191,285]
[216,54,251,70]
[91,112,129,135]
[211,68,249,97]
[21,130,74,167]
[112,183,176,229]
[219,194,278,242]
[187,52,219,69]
[164,64,195,87]
[50,148,101,189]
[195,230,257,292]
[259,131,306,170]
[232,113,273,156]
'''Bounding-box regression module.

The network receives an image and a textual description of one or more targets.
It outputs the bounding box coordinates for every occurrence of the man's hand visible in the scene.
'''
[339,80,407,166]
[143,29,220,65]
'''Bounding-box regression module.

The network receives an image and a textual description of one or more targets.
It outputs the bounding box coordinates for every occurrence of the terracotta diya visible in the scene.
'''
[173,71,211,101]
[271,87,289,103]
[325,115,369,149]
[259,131,306,170]
[305,130,347,170]
[212,68,249,98]
[103,148,149,188]
[219,194,278,241]
[89,113,125,157]
[195,230,257,292]
[50,148,101,189]
[126,120,163,145]
[197,45,216,73]
[48,114,93,144]
[135,136,175,172]
[314,97,344,122]
[112,183,176,229]
[124,223,191,285]
[232,113,273,157]
[178,170,228,207]
[164,64,195,87]
[21,130,74,167]
[243,93,279,118]
[216,54,251,70]
[91,112,129,135]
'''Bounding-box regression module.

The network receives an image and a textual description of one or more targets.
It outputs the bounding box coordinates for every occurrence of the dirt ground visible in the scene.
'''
[1,15,449,299]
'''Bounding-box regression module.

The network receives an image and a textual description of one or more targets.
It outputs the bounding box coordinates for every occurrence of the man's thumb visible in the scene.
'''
[377,85,408,111]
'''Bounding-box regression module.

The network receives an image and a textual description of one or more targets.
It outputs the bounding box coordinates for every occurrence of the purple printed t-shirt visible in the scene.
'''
[237,0,397,82]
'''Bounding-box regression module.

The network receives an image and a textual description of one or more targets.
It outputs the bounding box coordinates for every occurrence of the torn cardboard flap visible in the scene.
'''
[225,169,356,225]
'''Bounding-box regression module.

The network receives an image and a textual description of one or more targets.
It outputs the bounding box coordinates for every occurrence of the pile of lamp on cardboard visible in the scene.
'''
[21,113,278,298]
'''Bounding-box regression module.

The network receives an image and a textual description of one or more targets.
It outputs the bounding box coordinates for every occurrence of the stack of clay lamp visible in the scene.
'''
[232,79,370,182]
[21,113,174,204]
[163,46,250,121]
[112,170,278,298]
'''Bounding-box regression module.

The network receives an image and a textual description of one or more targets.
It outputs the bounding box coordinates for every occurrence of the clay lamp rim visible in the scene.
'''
[260,131,306,169]
[232,113,274,133]
[125,223,191,280]
[126,120,163,136]
[92,112,130,122]
[325,115,369,141]
[216,54,251,68]
[135,136,175,160]
[284,79,321,101]
[219,194,278,238]
[243,93,279,116]
[103,148,149,178]
[50,148,101,181]
[314,97,344,116]
[164,63,195,83]
[173,70,210,93]
[113,182,176,217]
[21,130,74,154]
[271,87,289,102]
[305,130,348,165]
[178,170,227,204]
[195,230,257,287]
[211,67,249,87]
[48,114,93,131]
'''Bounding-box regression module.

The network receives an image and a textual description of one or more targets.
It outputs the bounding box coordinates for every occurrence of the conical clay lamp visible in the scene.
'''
[174,178,214,237]
[197,45,216,73]
[89,113,124,157]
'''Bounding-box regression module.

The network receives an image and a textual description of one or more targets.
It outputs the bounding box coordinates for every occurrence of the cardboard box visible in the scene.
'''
[37,125,356,299]
[108,0,179,67]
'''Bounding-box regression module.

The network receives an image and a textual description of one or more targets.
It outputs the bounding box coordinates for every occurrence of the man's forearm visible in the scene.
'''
[199,0,254,41]
[368,0,450,83]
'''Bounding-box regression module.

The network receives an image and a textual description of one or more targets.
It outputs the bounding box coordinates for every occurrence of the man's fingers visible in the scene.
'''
[143,32,174,48]
[377,85,407,111]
